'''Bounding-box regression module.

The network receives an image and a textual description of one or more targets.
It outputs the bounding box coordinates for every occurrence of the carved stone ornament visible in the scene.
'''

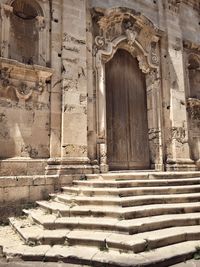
[0,58,53,101]
[92,7,161,72]
[183,40,200,52]
[187,98,200,120]
[167,0,181,13]
[0,4,13,17]
[36,15,46,31]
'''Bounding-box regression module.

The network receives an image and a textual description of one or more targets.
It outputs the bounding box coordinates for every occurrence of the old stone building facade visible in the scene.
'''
[0,0,200,176]
[1,1,200,265]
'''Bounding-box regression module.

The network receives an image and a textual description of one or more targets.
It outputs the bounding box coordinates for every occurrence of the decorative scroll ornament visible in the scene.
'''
[95,36,106,48]
[150,41,159,66]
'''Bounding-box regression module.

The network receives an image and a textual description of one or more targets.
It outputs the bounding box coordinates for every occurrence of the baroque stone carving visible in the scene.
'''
[167,0,181,13]
[0,58,53,101]
[93,7,161,71]
[36,15,46,31]
[187,98,200,120]
[171,126,187,144]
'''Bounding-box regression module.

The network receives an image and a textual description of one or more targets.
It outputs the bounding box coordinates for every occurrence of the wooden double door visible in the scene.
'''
[105,49,150,170]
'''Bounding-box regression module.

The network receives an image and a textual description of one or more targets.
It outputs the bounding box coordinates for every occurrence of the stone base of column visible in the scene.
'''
[151,163,165,172]
[100,164,109,173]
[45,157,100,175]
[166,158,198,171]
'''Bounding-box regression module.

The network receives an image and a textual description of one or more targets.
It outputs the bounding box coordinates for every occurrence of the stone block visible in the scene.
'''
[29,185,54,202]
[4,186,29,203]
[33,176,46,186]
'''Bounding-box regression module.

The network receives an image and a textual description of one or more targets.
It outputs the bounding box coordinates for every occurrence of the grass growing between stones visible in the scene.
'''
[194,246,200,260]
[99,239,109,252]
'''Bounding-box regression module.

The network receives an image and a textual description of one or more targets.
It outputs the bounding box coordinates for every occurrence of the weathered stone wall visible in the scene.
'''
[0,174,76,223]
[61,0,88,159]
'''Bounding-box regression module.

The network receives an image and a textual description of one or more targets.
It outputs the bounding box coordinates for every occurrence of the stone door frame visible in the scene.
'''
[93,8,165,172]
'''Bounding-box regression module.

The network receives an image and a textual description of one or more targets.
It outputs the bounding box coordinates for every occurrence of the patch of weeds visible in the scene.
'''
[99,239,109,252]
[0,221,9,226]
[144,239,151,252]
[19,215,27,220]
[194,246,200,260]
[118,215,124,221]
[79,175,87,181]
[69,201,77,209]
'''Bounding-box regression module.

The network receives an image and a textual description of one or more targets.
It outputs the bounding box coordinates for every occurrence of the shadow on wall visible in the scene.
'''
[0,94,50,159]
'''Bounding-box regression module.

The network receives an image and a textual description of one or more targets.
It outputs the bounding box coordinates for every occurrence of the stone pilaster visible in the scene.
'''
[46,0,99,174]
[49,0,62,159]
[165,0,197,170]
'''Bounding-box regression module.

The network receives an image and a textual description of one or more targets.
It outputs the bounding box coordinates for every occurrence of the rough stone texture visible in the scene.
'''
[0,0,199,176]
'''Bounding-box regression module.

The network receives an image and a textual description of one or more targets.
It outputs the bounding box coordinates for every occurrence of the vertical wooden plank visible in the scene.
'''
[105,49,150,170]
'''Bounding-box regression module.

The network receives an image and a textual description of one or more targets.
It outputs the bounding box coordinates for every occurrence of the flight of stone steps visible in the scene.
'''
[1,171,200,266]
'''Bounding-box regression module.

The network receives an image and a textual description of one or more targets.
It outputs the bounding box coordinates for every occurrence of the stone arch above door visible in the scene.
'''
[92,7,164,172]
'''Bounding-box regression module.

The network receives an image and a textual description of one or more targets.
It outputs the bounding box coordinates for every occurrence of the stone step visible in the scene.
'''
[22,209,200,235]
[65,225,200,253]
[9,217,69,246]
[73,177,200,188]
[86,171,200,180]
[62,184,200,197]
[34,200,200,219]
[2,236,200,267]
[51,192,200,207]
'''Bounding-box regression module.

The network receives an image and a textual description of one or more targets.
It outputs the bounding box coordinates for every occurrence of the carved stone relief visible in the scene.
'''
[187,98,200,120]
[0,58,53,102]
[167,0,181,13]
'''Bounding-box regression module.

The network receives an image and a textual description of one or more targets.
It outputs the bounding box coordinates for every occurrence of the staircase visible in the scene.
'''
[1,171,200,266]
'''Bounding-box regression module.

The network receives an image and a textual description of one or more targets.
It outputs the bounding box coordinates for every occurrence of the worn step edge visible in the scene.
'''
[51,192,200,207]
[65,226,200,253]
[34,200,200,220]
[62,184,200,197]
[86,172,200,180]
[73,178,200,188]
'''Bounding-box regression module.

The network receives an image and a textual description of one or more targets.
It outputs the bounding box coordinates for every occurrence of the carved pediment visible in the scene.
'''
[92,7,161,72]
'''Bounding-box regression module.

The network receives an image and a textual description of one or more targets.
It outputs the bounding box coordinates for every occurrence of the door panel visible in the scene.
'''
[105,49,150,170]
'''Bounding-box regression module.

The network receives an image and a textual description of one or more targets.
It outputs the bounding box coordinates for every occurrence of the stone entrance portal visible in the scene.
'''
[105,49,150,170]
